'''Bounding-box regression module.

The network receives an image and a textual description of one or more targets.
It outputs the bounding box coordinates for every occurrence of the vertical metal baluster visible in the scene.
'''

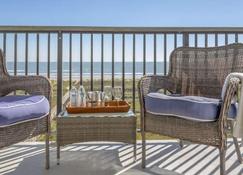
[225,33,228,45]
[112,33,114,88]
[13,33,17,95]
[57,31,63,115]
[80,33,83,85]
[235,33,238,43]
[101,34,104,91]
[215,33,218,46]
[143,34,146,75]
[194,33,199,98]
[205,33,208,47]
[25,33,28,76]
[122,34,125,100]
[164,33,167,75]
[2,33,6,78]
[174,33,177,49]
[154,33,156,75]
[2,33,6,79]
[47,33,50,78]
[3,33,6,56]
[132,34,136,112]
[183,33,189,47]
[37,33,39,75]
[91,33,93,91]
[69,33,72,90]
[14,33,17,76]
[24,33,28,95]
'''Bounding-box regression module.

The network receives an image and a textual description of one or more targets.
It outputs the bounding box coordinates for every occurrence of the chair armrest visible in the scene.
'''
[138,75,177,131]
[138,75,177,98]
[218,77,240,136]
[0,75,51,102]
[138,75,177,118]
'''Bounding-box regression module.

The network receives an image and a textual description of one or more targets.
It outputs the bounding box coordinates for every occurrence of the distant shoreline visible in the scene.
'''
[7,71,162,80]
[9,73,150,80]
[6,61,167,78]
[6,61,167,80]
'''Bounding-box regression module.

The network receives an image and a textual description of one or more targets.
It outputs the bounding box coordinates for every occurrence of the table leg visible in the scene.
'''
[57,144,60,165]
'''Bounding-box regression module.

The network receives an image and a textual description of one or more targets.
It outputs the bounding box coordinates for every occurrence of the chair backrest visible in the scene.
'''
[168,43,243,98]
[0,49,8,78]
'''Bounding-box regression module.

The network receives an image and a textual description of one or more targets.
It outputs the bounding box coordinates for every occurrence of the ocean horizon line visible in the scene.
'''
[5,61,168,79]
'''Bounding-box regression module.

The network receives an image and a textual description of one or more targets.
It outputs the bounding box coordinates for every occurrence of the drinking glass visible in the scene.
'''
[104,86,112,101]
[112,86,123,106]
[87,91,98,106]
[97,91,105,106]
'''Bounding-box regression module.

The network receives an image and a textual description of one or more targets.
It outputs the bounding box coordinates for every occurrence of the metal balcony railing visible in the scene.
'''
[0,26,243,115]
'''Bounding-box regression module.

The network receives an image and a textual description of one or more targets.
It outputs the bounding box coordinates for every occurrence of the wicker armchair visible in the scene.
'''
[138,43,243,175]
[0,49,51,169]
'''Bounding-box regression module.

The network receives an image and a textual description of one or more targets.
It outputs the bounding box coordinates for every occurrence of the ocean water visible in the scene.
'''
[6,61,167,78]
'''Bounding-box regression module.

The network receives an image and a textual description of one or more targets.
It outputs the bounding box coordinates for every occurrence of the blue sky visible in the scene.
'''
[1,0,243,63]
[1,0,243,26]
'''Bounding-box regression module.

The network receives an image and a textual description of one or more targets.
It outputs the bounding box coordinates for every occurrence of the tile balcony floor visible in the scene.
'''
[0,140,242,175]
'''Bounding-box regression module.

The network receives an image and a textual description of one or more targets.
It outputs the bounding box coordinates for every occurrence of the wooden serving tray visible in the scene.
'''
[66,101,130,114]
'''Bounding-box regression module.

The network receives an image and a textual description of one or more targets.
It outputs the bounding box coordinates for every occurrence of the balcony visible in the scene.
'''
[2,26,243,114]
[0,26,243,175]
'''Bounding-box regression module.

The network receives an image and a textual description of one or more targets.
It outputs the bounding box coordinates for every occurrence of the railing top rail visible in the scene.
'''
[0,26,243,33]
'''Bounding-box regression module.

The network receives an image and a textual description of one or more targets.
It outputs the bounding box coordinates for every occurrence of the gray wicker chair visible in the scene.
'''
[0,49,51,169]
[138,43,243,175]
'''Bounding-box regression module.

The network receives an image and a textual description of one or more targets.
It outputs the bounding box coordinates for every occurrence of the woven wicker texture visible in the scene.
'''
[0,49,51,169]
[169,44,243,98]
[57,116,136,146]
[138,43,243,174]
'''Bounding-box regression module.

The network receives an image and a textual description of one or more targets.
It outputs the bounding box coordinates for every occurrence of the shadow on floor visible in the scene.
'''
[0,140,242,175]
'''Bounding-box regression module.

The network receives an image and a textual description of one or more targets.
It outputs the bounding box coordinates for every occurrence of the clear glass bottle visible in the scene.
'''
[70,86,77,107]
[78,85,86,106]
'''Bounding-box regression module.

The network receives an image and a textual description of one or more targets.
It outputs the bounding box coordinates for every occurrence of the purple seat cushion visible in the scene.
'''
[145,93,237,122]
[0,95,50,126]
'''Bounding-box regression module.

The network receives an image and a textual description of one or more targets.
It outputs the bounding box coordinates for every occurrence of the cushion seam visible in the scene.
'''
[146,110,216,122]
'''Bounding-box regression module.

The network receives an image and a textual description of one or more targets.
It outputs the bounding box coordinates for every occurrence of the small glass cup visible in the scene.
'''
[97,91,105,106]
[87,91,98,107]
[112,86,123,106]
[104,86,112,101]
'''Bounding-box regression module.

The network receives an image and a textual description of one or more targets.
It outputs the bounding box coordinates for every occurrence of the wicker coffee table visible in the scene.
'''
[56,110,136,164]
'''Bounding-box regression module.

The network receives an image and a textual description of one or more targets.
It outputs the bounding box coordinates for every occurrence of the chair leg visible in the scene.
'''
[45,132,50,169]
[133,143,137,162]
[179,139,183,148]
[219,148,226,175]
[57,144,60,165]
[233,137,243,164]
[141,130,146,168]
[230,121,242,164]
